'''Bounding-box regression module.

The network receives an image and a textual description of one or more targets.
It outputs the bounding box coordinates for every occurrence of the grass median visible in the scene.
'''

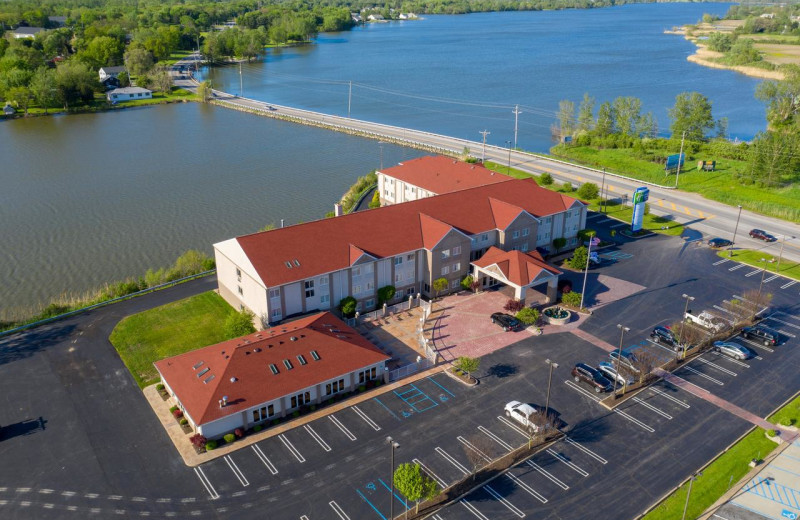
[109,291,235,388]
[717,249,800,282]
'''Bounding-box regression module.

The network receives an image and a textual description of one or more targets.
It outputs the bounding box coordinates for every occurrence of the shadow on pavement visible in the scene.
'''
[0,323,76,366]
[0,416,47,441]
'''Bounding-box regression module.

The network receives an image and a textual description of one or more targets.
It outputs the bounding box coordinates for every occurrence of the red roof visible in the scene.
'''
[154,312,389,426]
[380,156,511,194]
[233,178,582,287]
[472,246,562,287]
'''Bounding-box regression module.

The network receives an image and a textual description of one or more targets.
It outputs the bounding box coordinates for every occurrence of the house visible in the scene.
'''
[351,13,363,23]
[11,27,44,39]
[377,156,510,205]
[154,312,389,439]
[214,177,585,327]
[3,104,15,116]
[48,16,67,26]
[98,66,127,81]
[107,87,152,103]
[367,14,385,21]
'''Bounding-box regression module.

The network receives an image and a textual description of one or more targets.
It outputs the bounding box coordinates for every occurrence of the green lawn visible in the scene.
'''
[109,291,235,388]
[717,249,800,282]
[13,88,197,118]
[550,144,800,223]
[770,394,800,428]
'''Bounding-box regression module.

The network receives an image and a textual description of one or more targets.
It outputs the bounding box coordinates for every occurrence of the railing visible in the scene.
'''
[388,358,433,382]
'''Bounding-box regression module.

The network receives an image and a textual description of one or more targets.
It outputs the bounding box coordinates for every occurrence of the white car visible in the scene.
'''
[685,310,726,333]
[597,361,634,387]
[504,401,540,433]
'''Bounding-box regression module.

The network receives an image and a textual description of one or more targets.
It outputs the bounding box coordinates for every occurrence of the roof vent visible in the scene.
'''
[336,335,347,339]
[290,336,298,342]
[230,377,237,383]
[254,347,261,353]
[192,361,204,370]
[285,261,293,269]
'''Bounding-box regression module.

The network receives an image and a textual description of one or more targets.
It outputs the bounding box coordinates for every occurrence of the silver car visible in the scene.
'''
[713,341,753,360]
[597,361,634,386]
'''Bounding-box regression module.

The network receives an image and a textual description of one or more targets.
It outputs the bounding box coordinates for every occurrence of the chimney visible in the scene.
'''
[218,399,224,408]
[334,203,343,217]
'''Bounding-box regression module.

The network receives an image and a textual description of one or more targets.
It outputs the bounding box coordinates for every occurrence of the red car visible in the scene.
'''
[749,229,775,242]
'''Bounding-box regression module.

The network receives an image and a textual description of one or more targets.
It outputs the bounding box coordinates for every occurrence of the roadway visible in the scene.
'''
[170,53,800,264]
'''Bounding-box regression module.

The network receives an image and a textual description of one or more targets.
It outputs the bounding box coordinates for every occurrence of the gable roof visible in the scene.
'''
[100,66,127,74]
[472,246,562,287]
[108,86,151,95]
[154,312,388,426]
[227,178,583,288]
[379,156,511,195]
[12,27,44,35]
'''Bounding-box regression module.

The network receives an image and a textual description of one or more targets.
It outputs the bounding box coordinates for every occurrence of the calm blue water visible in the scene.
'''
[203,3,763,151]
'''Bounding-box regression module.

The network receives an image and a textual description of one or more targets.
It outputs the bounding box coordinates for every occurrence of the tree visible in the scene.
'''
[455,356,480,379]
[748,131,797,187]
[149,64,173,93]
[576,182,598,200]
[29,67,57,114]
[630,349,660,384]
[7,86,32,115]
[259,223,276,232]
[368,190,380,209]
[377,285,396,306]
[595,101,615,136]
[577,229,597,243]
[197,80,212,103]
[124,46,155,77]
[668,92,715,142]
[393,463,439,514]
[224,309,255,339]
[553,237,567,253]
[756,65,800,129]
[568,246,588,269]
[55,61,99,109]
[539,172,553,185]
[556,99,575,137]
[79,36,124,70]
[716,116,729,139]
[612,96,642,136]
[516,307,539,326]
[432,277,448,299]
[576,92,595,133]
[560,181,573,193]
[338,296,357,318]
[460,275,474,291]
[637,111,658,138]
[462,434,494,479]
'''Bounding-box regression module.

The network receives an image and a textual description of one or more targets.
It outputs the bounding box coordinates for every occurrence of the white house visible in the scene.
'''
[367,14,385,21]
[11,27,44,39]
[98,66,127,81]
[154,312,389,439]
[107,87,152,103]
[3,104,15,116]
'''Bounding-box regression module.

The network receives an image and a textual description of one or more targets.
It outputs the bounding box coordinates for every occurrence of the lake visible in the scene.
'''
[1,2,766,315]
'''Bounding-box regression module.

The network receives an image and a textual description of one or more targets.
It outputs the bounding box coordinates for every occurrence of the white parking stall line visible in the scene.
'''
[479,425,513,452]
[460,499,490,520]
[646,338,680,356]
[764,316,800,333]
[737,336,774,353]
[712,258,729,266]
[610,222,628,229]
[728,264,745,271]
[484,485,525,518]
[301,516,309,520]
[223,455,250,487]
[413,458,447,488]
[780,280,797,289]
[525,460,569,490]
[713,305,737,317]
[650,387,690,408]
[329,501,350,520]
[776,311,800,321]
[564,380,601,402]
[351,405,380,431]
[546,449,589,477]
[712,353,750,367]
[632,397,673,420]
[304,425,332,452]
[432,515,445,520]
[764,275,779,283]
[506,472,547,503]
[252,445,278,475]
[458,436,492,462]
[497,416,532,439]
[329,415,356,441]
[696,357,737,376]
[682,366,724,386]
[193,467,219,500]
[565,437,608,464]
[745,269,763,277]
[278,434,306,463]
[613,408,656,433]
[436,447,470,475]
[587,213,604,220]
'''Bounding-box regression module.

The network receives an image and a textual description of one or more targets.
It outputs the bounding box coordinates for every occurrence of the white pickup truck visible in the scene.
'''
[685,310,726,332]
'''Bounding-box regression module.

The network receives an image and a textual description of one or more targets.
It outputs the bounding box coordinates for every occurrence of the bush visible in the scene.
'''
[358,385,366,392]
[377,285,396,306]
[768,429,778,437]
[169,405,178,413]
[156,383,165,391]
[368,190,381,209]
[271,418,281,426]
[553,237,567,252]
[224,309,255,339]
[461,275,474,291]
[338,296,357,318]
[253,424,262,432]
[172,409,183,419]
[560,181,574,192]
[516,307,540,326]
[223,433,236,443]
[180,418,188,426]
[375,379,383,387]
[234,428,244,439]
[576,182,599,200]
[562,291,582,308]
[577,229,596,243]
[504,299,525,313]
[293,410,300,417]
[205,440,218,451]
[568,246,588,269]
[540,172,553,185]
[190,434,207,449]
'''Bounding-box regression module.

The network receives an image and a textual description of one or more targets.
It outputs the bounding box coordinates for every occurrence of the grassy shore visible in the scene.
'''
[7,88,197,119]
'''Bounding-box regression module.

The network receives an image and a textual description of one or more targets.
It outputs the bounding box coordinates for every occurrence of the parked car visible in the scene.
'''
[609,350,640,372]
[713,341,753,360]
[685,310,726,333]
[740,325,779,347]
[571,363,613,393]
[708,238,732,249]
[504,401,540,432]
[491,312,521,331]
[597,361,634,387]
[650,326,681,350]
[749,229,776,242]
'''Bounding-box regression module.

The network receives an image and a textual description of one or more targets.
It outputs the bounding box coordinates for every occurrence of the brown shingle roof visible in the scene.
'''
[154,312,389,426]
[380,156,511,194]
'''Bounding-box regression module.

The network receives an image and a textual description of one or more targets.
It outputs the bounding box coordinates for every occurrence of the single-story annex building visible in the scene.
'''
[107,87,152,103]
[154,312,389,439]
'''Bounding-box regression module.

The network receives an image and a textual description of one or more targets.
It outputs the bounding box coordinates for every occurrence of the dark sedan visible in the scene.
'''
[491,312,521,332]
[572,363,613,393]
[749,229,776,242]
[708,238,733,249]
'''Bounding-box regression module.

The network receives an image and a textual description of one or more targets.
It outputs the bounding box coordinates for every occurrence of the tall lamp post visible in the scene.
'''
[506,140,512,174]
[379,141,385,171]
[757,257,768,311]
[600,167,607,214]
[777,235,794,274]
[544,359,558,423]
[579,235,596,310]
[613,324,630,398]
[681,472,702,520]
[728,204,742,257]
[679,294,695,359]
[386,436,400,520]
[479,130,490,163]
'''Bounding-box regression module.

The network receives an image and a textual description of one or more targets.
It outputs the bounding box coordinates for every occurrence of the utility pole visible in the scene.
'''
[777,235,794,274]
[379,141,385,170]
[512,104,523,149]
[579,235,595,310]
[675,131,686,188]
[600,167,607,213]
[544,359,558,426]
[239,62,243,98]
[479,130,490,162]
[348,80,352,118]
[729,204,742,257]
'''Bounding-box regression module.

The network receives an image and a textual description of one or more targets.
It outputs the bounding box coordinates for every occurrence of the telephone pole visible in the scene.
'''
[675,131,685,188]
[239,62,243,98]
[348,80,352,118]
[512,104,523,149]
[479,130,490,162]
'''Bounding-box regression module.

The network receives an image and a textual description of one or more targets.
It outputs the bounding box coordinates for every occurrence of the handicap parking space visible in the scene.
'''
[366,375,459,423]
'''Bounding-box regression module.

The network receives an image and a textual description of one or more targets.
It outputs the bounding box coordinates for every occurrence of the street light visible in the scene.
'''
[386,436,400,520]
[679,294,695,360]
[613,324,630,398]
[757,257,768,311]
[681,472,702,520]
[600,167,607,214]
[506,140,512,174]
[544,359,558,424]
[728,204,742,258]
[777,235,794,274]
[379,141,385,171]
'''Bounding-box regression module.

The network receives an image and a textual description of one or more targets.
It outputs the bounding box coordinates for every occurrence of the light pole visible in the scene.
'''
[681,472,702,520]
[757,257,768,311]
[479,130,490,163]
[512,105,522,149]
[544,359,558,424]
[613,324,629,398]
[379,141,385,171]
[674,131,685,188]
[386,436,400,520]
[600,167,607,214]
[777,235,794,274]
[728,204,742,257]
[679,294,695,359]
[579,234,596,310]
[506,140,512,174]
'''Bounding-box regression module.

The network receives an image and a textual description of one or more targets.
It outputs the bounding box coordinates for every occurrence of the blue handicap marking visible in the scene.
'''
[402,410,413,418]
[782,509,798,520]
[439,394,449,402]
[366,482,377,492]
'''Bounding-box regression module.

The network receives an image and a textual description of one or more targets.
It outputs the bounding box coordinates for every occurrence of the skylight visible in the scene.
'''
[310,350,320,361]
[197,367,210,377]
[269,364,279,375]
[297,355,307,365]
[283,359,293,370]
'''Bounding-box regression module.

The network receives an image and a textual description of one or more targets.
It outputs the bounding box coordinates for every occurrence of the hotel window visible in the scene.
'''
[441,266,449,276]
[353,285,362,295]
[252,404,275,422]
[320,294,330,304]
[471,237,477,246]
[522,228,530,237]
[237,286,243,296]
[452,246,461,255]
[320,277,328,286]
[269,288,280,299]
[290,392,311,409]
[394,256,403,265]
[481,233,489,242]
[395,273,402,283]
[407,254,414,261]
[352,267,361,277]
[326,378,346,395]
[453,262,461,272]
[441,249,450,259]
[236,268,242,281]
[366,282,374,291]
[512,230,520,239]
[521,243,529,252]
[366,299,375,309]
[450,279,459,289]
[304,280,314,298]
[406,287,414,296]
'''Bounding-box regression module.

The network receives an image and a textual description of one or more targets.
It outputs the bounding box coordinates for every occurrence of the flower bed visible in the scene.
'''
[542,306,571,325]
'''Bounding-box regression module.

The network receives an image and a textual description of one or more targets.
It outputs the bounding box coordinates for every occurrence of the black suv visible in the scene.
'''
[740,325,779,347]
[491,312,521,332]
[650,326,682,351]
[571,363,612,393]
